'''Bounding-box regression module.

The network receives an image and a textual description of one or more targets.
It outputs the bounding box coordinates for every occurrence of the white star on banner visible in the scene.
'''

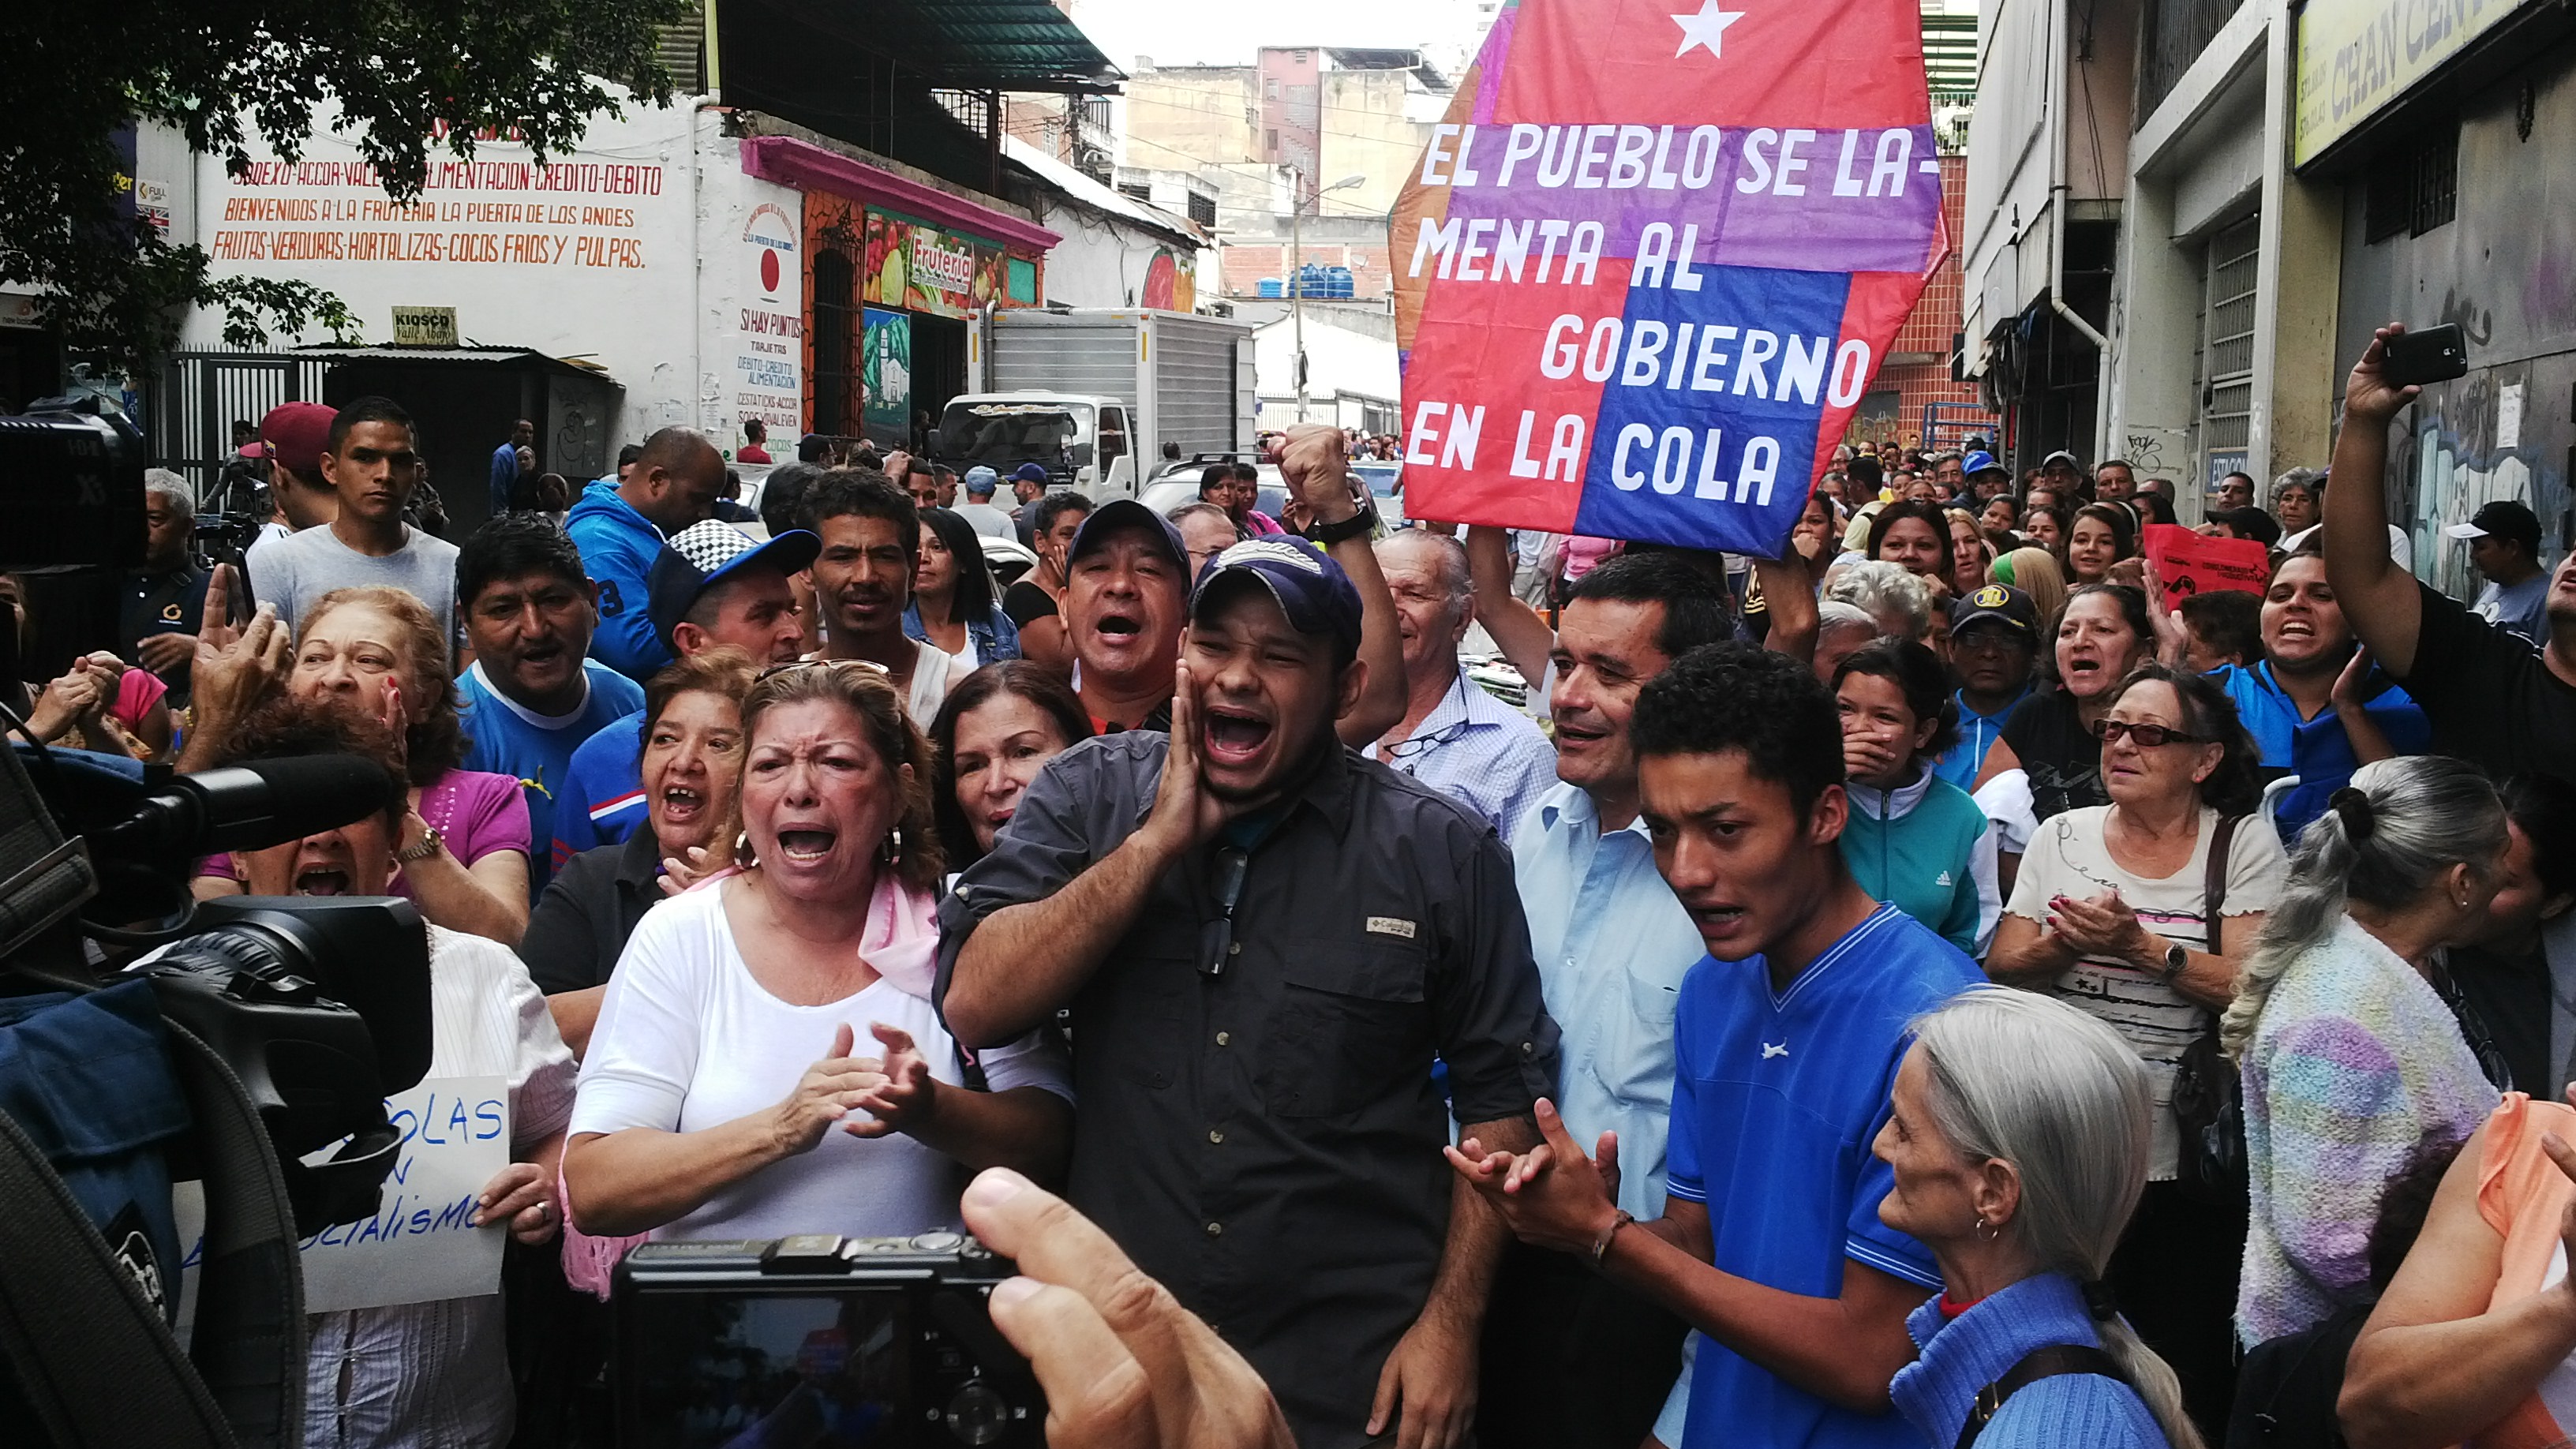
[1671,0,1746,58]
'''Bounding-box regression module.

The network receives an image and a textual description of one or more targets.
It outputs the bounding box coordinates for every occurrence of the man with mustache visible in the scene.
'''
[1061,425,1402,740]
[801,468,972,721]
[454,514,645,897]
[245,395,459,642]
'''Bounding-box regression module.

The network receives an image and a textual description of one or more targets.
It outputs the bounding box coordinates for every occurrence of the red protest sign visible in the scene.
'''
[2141,524,2269,612]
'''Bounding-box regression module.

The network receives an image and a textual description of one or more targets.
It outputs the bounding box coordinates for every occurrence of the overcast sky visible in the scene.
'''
[1068,0,1496,72]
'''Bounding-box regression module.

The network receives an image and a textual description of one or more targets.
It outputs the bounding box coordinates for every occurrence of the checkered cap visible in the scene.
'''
[668,520,762,574]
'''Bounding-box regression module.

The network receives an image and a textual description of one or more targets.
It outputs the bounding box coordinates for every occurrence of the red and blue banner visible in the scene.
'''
[1393,0,1945,556]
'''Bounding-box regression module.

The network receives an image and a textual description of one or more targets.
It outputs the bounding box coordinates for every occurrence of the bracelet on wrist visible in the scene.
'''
[1589,1208,1634,1271]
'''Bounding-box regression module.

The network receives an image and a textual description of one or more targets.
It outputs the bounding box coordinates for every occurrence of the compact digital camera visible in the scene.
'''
[613,1232,1045,1447]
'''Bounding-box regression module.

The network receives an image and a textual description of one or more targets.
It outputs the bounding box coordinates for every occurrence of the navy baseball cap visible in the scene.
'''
[1189,537,1364,661]
[1009,462,1051,486]
[1069,497,1190,575]
[646,520,822,651]
[1950,582,2039,640]
[2446,499,2542,551]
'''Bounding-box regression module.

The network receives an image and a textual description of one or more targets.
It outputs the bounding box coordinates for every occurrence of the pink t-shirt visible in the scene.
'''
[197,767,530,893]
[111,668,166,731]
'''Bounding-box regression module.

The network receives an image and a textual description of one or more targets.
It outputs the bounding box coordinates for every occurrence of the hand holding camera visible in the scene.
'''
[963,1167,1294,1449]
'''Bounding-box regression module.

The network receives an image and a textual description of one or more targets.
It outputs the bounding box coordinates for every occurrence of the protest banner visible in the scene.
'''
[176,1075,511,1323]
[1391,0,1945,556]
[2141,523,2270,612]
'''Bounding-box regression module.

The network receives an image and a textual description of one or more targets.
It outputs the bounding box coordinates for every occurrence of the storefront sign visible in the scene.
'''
[732,200,804,439]
[391,305,458,346]
[2295,0,2537,167]
[863,210,1009,319]
[1391,0,1943,556]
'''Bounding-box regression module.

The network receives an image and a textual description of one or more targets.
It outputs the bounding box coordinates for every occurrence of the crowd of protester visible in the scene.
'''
[13,317,2576,1449]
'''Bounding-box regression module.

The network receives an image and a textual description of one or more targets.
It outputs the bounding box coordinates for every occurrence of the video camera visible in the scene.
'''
[616,1234,1044,1448]
[0,500,429,1449]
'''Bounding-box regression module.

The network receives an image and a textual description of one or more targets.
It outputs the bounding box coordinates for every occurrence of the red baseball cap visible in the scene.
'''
[259,402,336,477]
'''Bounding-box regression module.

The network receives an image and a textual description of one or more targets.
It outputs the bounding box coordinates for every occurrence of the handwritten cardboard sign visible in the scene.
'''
[176,1075,511,1322]
[2142,523,2270,612]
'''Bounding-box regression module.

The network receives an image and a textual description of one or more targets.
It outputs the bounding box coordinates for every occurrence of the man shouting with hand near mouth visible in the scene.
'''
[938,537,1559,1449]
[1062,421,1406,742]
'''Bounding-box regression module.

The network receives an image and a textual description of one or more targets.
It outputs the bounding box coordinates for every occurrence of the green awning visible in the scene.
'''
[829,0,1125,92]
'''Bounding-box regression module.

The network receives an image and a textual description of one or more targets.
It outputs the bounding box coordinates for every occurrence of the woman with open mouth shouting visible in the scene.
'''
[564,659,1072,1242]
[522,646,761,1059]
[1978,584,2158,829]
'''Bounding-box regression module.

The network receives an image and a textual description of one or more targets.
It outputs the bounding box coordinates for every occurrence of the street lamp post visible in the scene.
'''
[1293,171,1367,423]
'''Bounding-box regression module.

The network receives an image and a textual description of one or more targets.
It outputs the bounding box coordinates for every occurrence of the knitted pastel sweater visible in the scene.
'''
[1889,1274,2170,1448]
[2237,914,2498,1345]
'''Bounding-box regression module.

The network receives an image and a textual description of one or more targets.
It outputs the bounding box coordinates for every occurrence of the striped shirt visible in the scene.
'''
[2005,806,2287,1179]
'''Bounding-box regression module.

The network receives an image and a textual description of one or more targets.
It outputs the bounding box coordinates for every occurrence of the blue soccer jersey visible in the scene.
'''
[456,660,644,897]
[1667,902,1983,1449]
[555,710,650,861]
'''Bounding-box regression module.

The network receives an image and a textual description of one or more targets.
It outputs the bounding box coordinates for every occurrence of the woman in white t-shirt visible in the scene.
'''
[1986,661,2285,1434]
[564,661,1071,1241]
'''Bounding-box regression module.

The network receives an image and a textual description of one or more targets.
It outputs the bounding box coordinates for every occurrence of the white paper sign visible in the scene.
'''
[176,1075,512,1319]
[2499,382,2525,451]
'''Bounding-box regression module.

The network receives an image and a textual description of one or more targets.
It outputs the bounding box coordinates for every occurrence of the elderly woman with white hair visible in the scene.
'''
[1827,560,1938,643]
[1876,985,2203,1448]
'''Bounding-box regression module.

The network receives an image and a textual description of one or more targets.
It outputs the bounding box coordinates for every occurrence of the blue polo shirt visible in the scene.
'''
[1668,902,1982,1449]
[457,660,644,895]
[554,709,649,861]
[2208,661,2431,839]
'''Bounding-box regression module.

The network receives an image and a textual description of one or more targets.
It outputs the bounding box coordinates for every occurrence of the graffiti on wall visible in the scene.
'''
[2398,356,2573,601]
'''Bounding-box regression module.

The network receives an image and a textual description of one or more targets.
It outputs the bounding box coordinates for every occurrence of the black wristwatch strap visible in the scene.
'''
[1306,504,1378,546]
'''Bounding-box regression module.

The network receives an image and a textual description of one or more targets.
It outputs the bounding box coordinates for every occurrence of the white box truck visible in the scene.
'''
[935,308,1256,500]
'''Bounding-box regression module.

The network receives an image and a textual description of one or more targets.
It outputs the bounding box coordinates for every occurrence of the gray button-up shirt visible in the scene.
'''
[936,732,1559,1448]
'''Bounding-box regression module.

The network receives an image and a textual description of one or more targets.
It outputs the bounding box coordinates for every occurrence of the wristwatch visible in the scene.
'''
[2159,941,2189,983]
[1306,503,1380,546]
[395,823,444,864]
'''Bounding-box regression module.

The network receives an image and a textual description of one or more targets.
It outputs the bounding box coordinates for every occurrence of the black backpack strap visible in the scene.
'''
[2204,813,2241,956]
[0,1101,237,1448]
[1953,1343,2131,1449]
[163,1022,305,1449]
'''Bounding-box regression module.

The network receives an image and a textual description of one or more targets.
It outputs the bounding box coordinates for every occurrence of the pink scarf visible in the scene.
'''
[857,869,942,999]
[677,863,939,998]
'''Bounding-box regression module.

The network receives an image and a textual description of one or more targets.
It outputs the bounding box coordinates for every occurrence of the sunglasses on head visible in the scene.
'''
[754,657,889,683]
[2090,719,2205,747]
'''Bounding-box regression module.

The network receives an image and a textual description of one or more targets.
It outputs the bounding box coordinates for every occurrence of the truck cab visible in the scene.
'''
[931,391,1136,501]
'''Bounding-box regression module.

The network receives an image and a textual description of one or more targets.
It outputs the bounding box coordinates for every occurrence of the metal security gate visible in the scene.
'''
[2196,215,2260,503]
[150,351,329,504]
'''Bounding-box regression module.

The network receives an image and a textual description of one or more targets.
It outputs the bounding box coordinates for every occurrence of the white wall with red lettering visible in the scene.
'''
[182,95,799,455]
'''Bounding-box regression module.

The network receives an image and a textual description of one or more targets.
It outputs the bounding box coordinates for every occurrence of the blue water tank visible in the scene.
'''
[1327,266,1355,298]
[1257,277,1283,298]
